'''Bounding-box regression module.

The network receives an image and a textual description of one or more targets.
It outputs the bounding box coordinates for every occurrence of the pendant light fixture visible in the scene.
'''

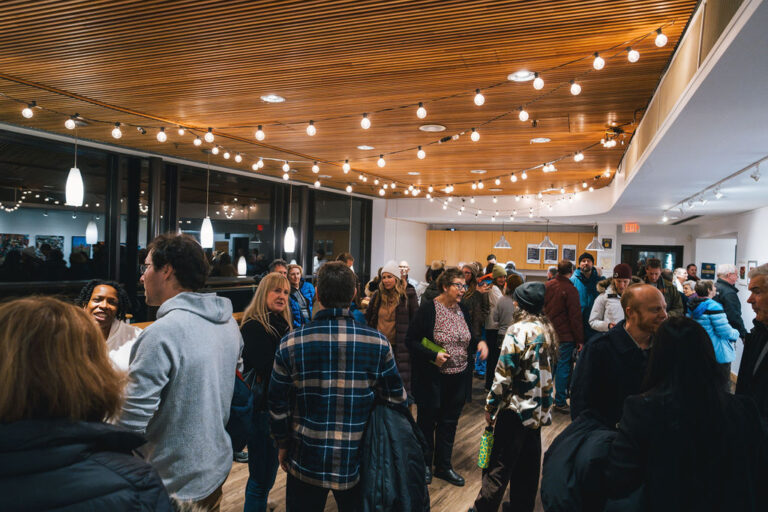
[494,221,511,249]
[65,127,84,207]
[537,219,557,250]
[85,219,98,244]
[585,224,603,251]
[200,155,214,248]
[283,185,296,253]
[237,256,247,276]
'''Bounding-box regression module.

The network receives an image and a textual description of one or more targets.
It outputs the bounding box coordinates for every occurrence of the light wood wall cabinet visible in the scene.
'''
[425,230,597,271]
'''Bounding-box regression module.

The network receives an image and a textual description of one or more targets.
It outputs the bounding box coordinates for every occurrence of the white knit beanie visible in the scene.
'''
[381,260,401,279]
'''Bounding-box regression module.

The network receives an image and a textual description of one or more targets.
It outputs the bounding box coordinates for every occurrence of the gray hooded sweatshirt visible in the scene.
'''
[118,292,243,500]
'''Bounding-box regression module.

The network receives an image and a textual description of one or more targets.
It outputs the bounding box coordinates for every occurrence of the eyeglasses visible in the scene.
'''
[450,282,468,290]
[139,263,153,274]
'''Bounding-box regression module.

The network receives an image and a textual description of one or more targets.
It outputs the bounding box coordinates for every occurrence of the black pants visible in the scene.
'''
[417,370,467,470]
[285,473,360,512]
[474,410,542,512]
[485,329,500,390]
[720,362,732,393]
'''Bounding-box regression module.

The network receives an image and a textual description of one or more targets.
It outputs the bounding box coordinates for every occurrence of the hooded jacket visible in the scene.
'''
[544,274,584,345]
[571,268,602,339]
[0,420,173,512]
[588,277,642,333]
[289,279,315,328]
[645,276,684,317]
[687,296,740,364]
[118,292,243,501]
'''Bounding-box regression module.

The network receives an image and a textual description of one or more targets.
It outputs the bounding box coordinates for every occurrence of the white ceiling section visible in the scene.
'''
[388,0,768,226]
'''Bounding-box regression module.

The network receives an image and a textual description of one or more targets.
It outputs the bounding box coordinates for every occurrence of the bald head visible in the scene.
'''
[622,283,667,336]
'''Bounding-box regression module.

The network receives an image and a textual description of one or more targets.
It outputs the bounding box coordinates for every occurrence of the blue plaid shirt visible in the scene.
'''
[268,308,406,490]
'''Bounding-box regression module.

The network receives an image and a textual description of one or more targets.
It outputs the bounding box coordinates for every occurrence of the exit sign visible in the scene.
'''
[623,222,640,233]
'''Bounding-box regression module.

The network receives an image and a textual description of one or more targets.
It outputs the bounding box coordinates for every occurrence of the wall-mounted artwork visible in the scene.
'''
[72,236,90,255]
[0,233,30,258]
[526,244,540,264]
[36,235,64,252]
[544,245,559,265]
[562,244,577,264]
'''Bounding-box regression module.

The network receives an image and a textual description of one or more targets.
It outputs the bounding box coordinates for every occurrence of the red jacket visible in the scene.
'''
[544,274,584,344]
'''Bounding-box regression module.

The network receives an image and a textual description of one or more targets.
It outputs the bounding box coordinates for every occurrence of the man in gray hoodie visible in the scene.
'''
[119,234,242,509]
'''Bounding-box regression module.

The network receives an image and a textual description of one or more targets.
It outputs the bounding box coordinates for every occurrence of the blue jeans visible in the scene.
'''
[244,410,279,512]
[554,342,575,407]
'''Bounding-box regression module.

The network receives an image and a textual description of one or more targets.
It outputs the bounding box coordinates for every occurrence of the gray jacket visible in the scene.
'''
[119,292,243,500]
[589,279,626,332]
[493,295,517,340]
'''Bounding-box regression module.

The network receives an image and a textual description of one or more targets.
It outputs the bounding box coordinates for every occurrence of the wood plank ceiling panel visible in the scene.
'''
[0,0,699,198]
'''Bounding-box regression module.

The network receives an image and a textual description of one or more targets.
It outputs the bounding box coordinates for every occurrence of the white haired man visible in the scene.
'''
[736,263,768,419]
[714,263,748,340]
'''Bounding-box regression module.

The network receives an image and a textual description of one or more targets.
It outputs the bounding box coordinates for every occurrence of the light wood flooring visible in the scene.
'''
[220,377,571,512]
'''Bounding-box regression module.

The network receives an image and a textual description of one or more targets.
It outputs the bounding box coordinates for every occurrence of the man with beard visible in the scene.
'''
[571,252,601,344]
[642,258,684,317]
[736,263,768,419]
[570,284,668,426]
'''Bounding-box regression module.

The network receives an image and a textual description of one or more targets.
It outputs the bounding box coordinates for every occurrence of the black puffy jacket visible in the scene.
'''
[0,419,174,512]
[359,403,430,512]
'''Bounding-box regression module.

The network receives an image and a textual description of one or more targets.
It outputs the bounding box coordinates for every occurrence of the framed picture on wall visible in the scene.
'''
[748,260,758,277]
[526,244,540,264]
[36,235,64,252]
[72,236,91,255]
[0,233,29,259]
[701,262,716,280]
[544,245,559,264]
[562,244,576,264]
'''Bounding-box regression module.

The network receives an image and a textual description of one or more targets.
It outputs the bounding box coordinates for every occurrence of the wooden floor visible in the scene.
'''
[221,377,571,512]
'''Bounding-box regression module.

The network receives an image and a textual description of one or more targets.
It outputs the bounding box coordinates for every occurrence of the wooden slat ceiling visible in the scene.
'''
[0,0,698,199]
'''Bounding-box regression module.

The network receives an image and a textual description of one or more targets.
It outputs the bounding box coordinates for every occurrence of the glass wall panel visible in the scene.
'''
[312,191,352,273]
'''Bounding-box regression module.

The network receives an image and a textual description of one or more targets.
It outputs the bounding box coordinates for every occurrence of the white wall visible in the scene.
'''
[695,237,737,274]
[371,199,428,280]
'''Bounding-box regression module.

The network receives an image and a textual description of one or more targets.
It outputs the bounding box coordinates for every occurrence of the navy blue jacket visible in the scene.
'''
[289,280,315,328]
[0,420,173,512]
[714,278,748,338]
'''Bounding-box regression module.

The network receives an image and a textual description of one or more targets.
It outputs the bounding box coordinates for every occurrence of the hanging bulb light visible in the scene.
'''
[211,146,220,155]
[283,172,290,180]
[282,161,290,172]
[574,151,584,162]
[111,122,122,139]
[379,188,385,196]
[377,155,386,167]
[21,102,35,118]
[510,173,518,183]
[223,151,231,160]
[314,180,321,188]
[360,113,371,129]
[306,120,316,136]
[427,185,434,193]
[66,128,84,207]
[256,158,264,169]
[416,102,427,119]
[64,116,77,130]
[235,153,243,163]
[375,179,380,185]
[472,182,478,190]
[200,168,214,249]
[582,181,588,188]
[592,52,605,70]
[85,220,98,244]
[655,28,668,47]
[204,127,215,143]
[627,47,640,63]
[156,127,167,142]
[193,136,202,146]
[236,256,247,276]
[312,161,320,173]
[494,178,501,186]
[255,125,265,141]
[343,160,351,173]
[533,72,544,90]
[346,184,353,193]
[521,171,528,180]
[538,191,543,199]
[570,80,582,95]
[473,88,485,106]
[177,127,185,136]
[470,128,480,142]
[477,180,484,189]
[417,146,426,159]
[518,107,529,122]
[252,162,260,171]
[560,187,565,194]
[492,196,498,203]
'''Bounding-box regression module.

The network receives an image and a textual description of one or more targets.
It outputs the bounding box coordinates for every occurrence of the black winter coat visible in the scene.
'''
[405,298,476,408]
[241,312,290,410]
[736,320,768,419]
[359,403,430,512]
[365,287,419,393]
[714,278,748,338]
[0,420,173,512]
[570,321,649,427]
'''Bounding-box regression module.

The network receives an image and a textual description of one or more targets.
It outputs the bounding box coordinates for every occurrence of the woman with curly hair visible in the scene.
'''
[76,279,141,370]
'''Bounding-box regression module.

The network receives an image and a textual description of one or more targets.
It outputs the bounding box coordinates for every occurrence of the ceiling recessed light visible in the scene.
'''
[489,188,503,192]
[508,70,536,82]
[260,94,285,103]
[419,124,446,132]
[530,137,551,143]
[407,171,420,175]
[357,145,375,150]
[470,169,487,174]
[319,174,332,178]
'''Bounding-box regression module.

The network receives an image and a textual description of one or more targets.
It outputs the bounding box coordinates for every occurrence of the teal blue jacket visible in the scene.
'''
[571,269,601,340]
[687,296,740,363]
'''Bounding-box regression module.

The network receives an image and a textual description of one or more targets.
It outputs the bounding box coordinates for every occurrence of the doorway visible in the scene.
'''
[621,244,684,274]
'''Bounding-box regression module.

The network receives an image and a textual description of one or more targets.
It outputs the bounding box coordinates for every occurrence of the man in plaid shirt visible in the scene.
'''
[268,261,406,511]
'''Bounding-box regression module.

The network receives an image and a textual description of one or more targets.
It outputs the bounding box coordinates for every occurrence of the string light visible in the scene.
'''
[518,107,529,122]
[283,172,290,180]
[156,127,167,142]
[473,89,485,106]
[111,122,122,139]
[177,127,185,136]
[472,182,478,190]
[661,214,669,223]
[378,188,385,196]
[234,153,242,163]
[374,179,380,185]
[570,80,581,95]
[592,52,605,70]
[64,116,76,130]
[470,128,480,142]
[314,180,321,188]
[252,162,259,171]
[493,196,498,203]
[283,161,290,172]
[343,160,351,173]
[510,173,518,182]
[477,180,484,189]
[377,155,386,167]
[312,162,320,173]
[193,136,202,146]
[257,158,264,169]
[21,103,35,118]
[627,47,640,63]
[346,184,353,193]
[521,171,528,180]
[470,197,475,203]
[223,150,230,159]
[306,120,316,136]
[574,151,584,162]
[204,127,214,143]
[589,186,594,192]
[494,178,501,186]
[360,113,371,130]
[655,28,668,47]
[417,146,426,159]
[533,72,544,90]
[255,125,265,140]
[417,102,427,119]
[582,181,588,188]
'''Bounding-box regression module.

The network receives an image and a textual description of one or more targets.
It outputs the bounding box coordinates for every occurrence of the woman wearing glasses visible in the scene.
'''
[406,267,488,487]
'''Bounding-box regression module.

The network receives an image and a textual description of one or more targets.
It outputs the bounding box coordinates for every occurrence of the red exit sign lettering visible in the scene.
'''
[623,222,640,233]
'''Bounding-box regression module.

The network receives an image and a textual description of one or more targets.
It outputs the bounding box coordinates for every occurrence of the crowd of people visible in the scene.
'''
[1,233,767,512]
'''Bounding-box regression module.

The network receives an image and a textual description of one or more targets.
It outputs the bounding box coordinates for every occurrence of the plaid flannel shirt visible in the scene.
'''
[268,308,406,490]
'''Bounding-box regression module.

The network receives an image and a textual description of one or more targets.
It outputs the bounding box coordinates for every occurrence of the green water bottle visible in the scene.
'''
[477,426,495,469]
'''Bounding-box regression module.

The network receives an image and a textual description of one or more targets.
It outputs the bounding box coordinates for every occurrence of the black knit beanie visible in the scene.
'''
[513,282,546,315]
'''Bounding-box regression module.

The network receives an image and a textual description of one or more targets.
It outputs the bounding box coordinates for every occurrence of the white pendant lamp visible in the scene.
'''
[494,221,511,249]
[585,224,603,251]
[537,220,557,250]
[66,128,84,206]
[283,185,296,253]
[85,220,98,244]
[200,159,214,249]
[237,255,247,276]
